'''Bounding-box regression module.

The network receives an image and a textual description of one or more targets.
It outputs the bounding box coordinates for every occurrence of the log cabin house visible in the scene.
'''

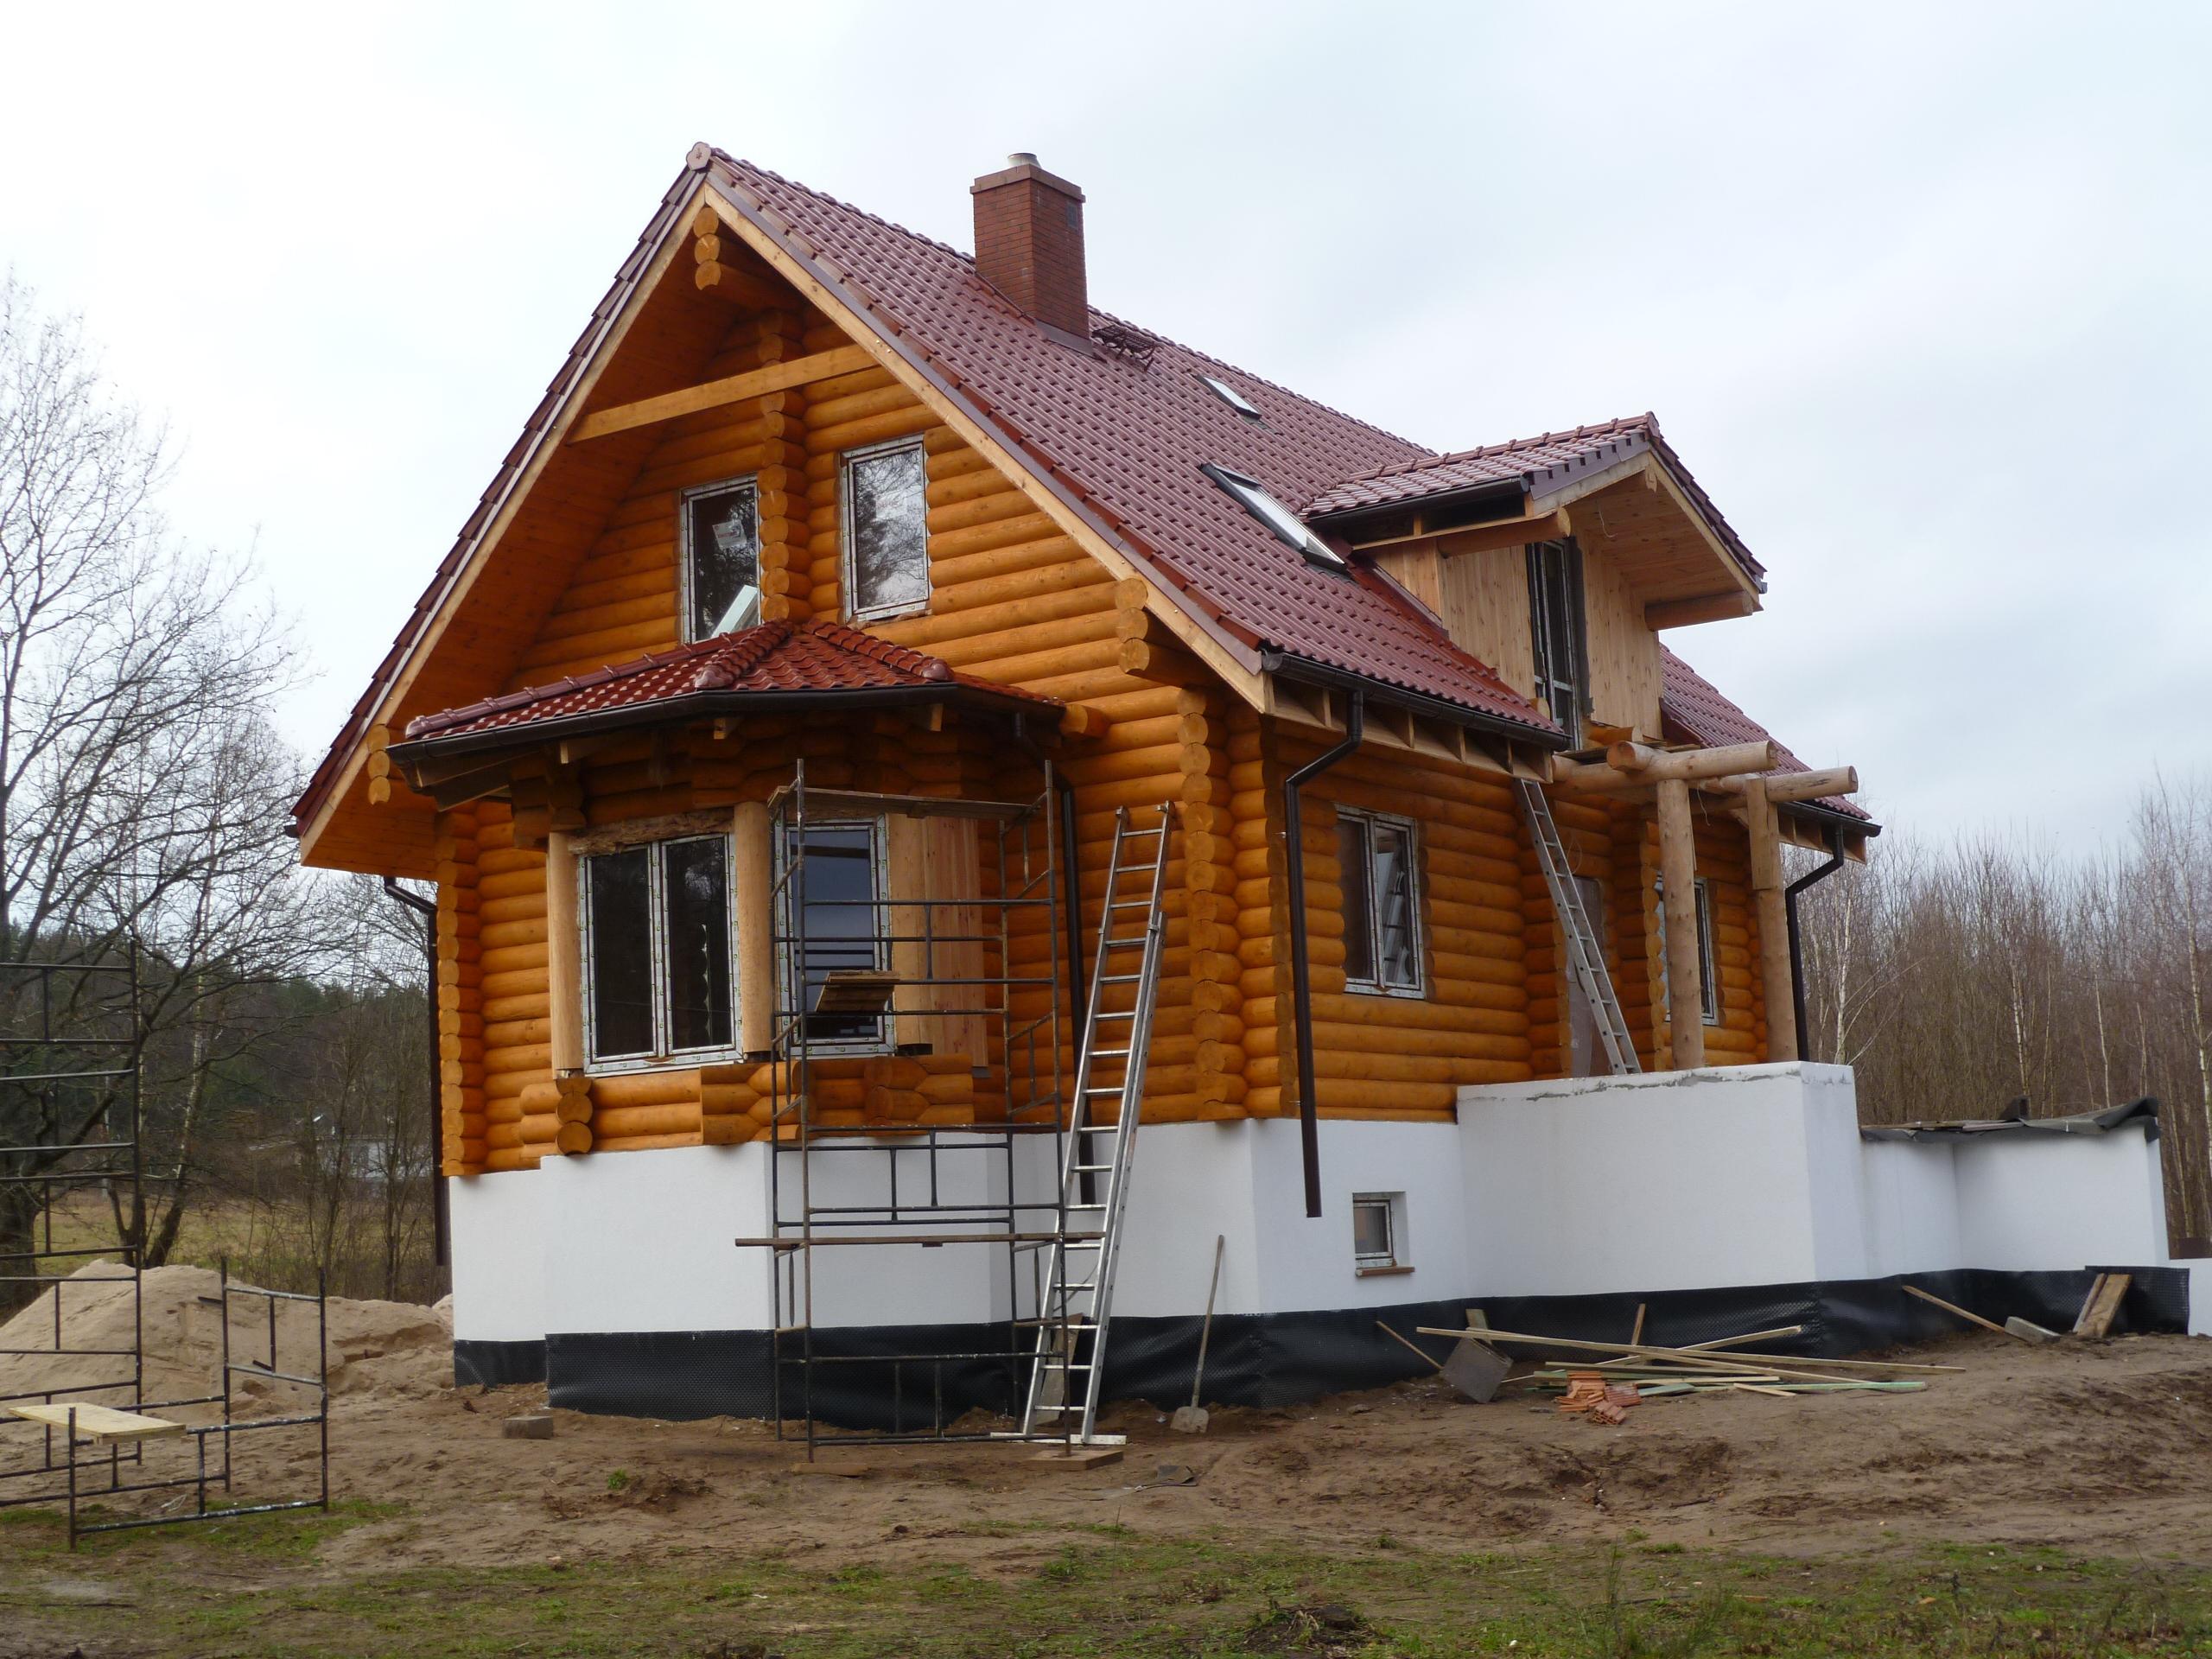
[294,147,1878,1428]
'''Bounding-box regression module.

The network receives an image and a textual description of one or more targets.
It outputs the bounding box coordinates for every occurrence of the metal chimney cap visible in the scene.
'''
[1007,151,1039,166]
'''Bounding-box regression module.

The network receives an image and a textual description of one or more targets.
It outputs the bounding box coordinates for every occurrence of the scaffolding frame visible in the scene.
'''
[0,957,331,1545]
[741,757,1085,1456]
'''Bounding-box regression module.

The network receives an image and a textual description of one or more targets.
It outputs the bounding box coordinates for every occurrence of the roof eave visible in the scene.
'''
[1258,649,1566,752]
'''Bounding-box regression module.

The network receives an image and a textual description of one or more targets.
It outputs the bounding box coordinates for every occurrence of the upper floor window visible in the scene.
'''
[582,834,736,1071]
[842,437,930,620]
[683,479,762,641]
[1338,806,1423,996]
[1527,537,1588,745]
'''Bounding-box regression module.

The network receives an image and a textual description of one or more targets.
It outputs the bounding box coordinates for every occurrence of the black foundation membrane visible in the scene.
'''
[449,1265,2188,1429]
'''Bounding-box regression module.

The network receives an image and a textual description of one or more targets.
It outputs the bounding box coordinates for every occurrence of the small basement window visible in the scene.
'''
[1196,372,1262,419]
[1352,1192,1407,1273]
[842,436,930,620]
[682,478,762,641]
[1338,807,1423,995]
[582,835,737,1071]
[1200,464,1348,571]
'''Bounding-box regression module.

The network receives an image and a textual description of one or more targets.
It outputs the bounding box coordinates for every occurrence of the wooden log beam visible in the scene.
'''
[570,346,876,443]
[733,799,773,1057]
[1549,739,1773,793]
[1697,766,1858,804]
[1745,778,1796,1063]
[1656,776,1705,1068]
[544,832,583,1076]
[694,261,788,310]
[1646,591,1758,630]
[1432,507,1570,558]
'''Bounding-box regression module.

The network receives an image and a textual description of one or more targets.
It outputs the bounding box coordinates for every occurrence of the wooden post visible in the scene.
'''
[1745,778,1796,1063]
[1655,778,1704,1068]
[733,800,774,1056]
[545,831,584,1073]
[887,814,927,1052]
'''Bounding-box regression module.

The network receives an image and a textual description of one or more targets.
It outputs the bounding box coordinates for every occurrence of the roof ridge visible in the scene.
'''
[1335,412,1657,489]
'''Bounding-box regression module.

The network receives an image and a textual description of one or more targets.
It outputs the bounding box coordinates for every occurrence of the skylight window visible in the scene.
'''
[1201,464,1348,572]
[1197,373,1262,419]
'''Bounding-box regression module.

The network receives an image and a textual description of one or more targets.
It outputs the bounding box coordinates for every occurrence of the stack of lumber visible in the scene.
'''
[1413,1324,1960,1403]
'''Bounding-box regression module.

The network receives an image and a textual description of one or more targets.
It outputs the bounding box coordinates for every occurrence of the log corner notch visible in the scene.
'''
[1549,739,1865,1071]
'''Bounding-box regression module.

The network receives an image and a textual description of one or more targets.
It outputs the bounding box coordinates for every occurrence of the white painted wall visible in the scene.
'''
[448,1064,2203,1346]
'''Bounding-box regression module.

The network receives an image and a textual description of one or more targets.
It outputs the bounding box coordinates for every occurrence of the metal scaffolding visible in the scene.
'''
[740,758,1084,1455]
[0,956,331,1545]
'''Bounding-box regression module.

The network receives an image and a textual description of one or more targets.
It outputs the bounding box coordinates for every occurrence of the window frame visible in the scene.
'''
[579,831,741,1075]
[1526,537,1590,746]
[1653,874,1722,1028]
[1351,1192,1408,1274]
[775,814,893,1058]
[679,474,764,644]
[1199,463,1349,572]
[839,435,931,624]
[1337,805,1426,999]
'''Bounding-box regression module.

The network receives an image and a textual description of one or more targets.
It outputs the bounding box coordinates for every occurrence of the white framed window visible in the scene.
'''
[1654,874,1720,1027]
[1352,1192,1407,1273]
[1527,537,1587,746]
[582,834,738,1072]
[681,477,762,641]
[841,437,930,621]
[778,817,892,1054]
[1200,463,1348,571]
[1338,807,1423,996]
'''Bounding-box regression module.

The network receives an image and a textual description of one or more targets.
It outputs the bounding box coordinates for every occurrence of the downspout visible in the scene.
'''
[1012,717,1087,1044]
[1283,689,1364,1219]
[382,876,448,1272]
[1784,826,1847,1064]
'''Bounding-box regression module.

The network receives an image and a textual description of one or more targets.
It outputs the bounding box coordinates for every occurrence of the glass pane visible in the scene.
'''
[1352,1199,1392,1260]
[587,848,653,1059]
[1371,821,1417,989]
[1338,814,1375,986]
[847,446,929,614]
[789,824,882,1044]
[662,838,732,1052]
[687,483,760,639]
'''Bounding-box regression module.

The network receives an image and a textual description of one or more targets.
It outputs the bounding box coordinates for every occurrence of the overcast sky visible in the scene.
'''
[3,2,2204,854]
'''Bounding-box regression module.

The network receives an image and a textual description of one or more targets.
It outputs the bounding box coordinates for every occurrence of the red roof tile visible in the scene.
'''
[1660,648,1870,823]
[1301,415,1765,588]
[703,153,1554,738]
[401,618,1056,745]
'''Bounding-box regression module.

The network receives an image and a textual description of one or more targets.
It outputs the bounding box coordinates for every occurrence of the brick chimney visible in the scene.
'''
[971,153,1089,342]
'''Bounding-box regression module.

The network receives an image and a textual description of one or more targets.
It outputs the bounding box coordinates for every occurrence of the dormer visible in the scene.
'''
[1303,416,1763,744]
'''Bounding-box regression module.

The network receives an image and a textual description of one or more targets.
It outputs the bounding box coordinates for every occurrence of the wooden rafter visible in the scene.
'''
[569,345,875,443]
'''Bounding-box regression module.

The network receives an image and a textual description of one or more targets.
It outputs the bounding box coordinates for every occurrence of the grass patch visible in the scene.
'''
[0,1532,2207,1655]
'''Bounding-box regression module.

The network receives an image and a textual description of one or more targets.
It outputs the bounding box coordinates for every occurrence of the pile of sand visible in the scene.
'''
[0,1261,452,1410]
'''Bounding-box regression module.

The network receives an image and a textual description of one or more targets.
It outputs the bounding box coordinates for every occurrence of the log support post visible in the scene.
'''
[545,832,584,1074]
[1745,778,1796,1064]
[733,799,775,1056]
[1655,777,1705,1069]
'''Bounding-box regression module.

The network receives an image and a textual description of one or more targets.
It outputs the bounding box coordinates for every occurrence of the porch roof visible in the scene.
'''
[393,617,1058,758]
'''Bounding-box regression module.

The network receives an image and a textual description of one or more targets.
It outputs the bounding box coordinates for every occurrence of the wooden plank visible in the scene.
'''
[6,1402,184,1441]
[1904,1282,2029,1340]
[2073,1272,2131,1338]
[570,346,875,442]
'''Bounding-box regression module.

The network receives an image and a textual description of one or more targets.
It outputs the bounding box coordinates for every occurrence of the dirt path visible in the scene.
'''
[13,1268,2212,1581]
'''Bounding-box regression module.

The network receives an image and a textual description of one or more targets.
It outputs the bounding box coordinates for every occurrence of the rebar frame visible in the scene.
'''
[0,957,331,1545]
[743,755,1082,1457]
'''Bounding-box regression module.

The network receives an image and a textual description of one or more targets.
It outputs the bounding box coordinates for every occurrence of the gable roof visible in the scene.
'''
[1660,647,1872,824]
[702,152,1556,737]
[394,618,1056,755]
[1300,415,1765,589]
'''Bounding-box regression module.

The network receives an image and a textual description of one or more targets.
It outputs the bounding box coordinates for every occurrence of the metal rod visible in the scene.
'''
[1282,689,1363,1219]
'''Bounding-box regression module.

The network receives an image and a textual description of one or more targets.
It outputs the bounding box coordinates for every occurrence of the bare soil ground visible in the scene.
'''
[6,1265,2212,1655]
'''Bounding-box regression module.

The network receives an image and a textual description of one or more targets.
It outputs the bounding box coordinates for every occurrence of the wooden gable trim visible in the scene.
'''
[296,178,721,868]
[568,343,874,442]
[695,177,1273,720]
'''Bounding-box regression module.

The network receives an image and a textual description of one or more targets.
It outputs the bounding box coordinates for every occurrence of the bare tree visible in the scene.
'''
[0,276,312,1292]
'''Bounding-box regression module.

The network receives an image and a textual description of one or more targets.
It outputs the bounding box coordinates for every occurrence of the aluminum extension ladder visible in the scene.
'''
[1515,778,1640,1076]
[1017,802,1174,1444]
